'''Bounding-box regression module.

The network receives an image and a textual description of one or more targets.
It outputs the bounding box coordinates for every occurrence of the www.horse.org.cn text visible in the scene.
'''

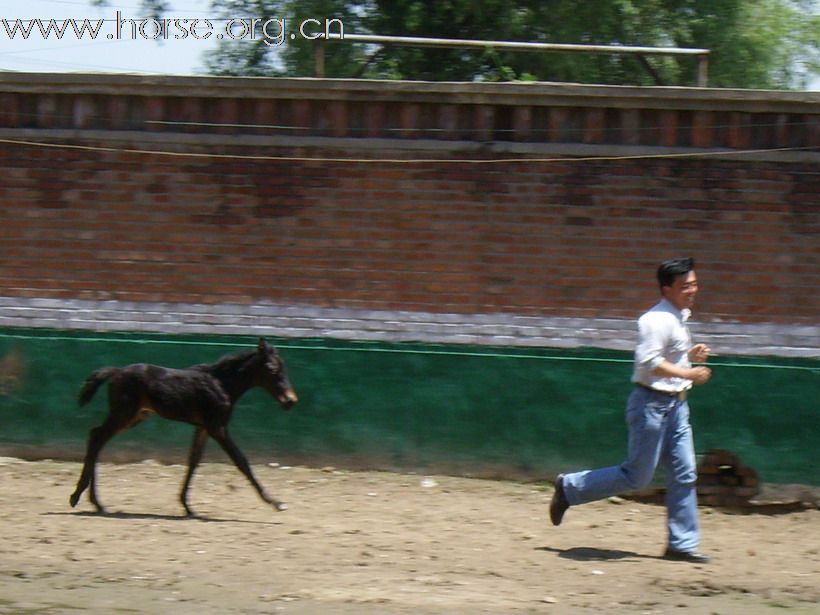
[1,12,345,47]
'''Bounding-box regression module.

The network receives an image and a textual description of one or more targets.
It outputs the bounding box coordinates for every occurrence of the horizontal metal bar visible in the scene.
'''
[332,33,710,57]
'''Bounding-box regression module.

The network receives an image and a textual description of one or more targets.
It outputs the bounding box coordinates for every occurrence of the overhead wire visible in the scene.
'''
[0,102,816,367]
[0,330,816,372]
[0,136,815,165]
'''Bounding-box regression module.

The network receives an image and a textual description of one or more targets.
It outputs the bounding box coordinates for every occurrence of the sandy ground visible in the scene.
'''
[0,458,818,615]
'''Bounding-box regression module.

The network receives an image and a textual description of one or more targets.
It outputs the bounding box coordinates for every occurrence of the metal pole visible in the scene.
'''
[327,33,710,87]
[314,42,326,78]
[336,33,709,58]
[697,54,709,87]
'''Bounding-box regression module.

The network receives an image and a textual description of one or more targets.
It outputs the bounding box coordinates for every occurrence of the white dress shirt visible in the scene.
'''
[631,298,693,393]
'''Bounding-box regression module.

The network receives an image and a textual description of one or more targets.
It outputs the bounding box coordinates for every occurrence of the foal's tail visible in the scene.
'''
[78,368,119,406]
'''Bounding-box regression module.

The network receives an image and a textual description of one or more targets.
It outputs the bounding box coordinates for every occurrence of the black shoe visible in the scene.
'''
[549,475,569,526]
[663,548,710,564]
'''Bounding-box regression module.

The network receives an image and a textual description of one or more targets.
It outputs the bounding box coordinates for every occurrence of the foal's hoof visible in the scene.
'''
[275,502,288,512]
[69,493,80,508]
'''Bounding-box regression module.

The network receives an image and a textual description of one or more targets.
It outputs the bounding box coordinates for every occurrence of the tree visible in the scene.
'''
[202,0,371,77]
[94,0,819,89]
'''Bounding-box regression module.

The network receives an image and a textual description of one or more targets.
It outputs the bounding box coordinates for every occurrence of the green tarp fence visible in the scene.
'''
[1,328,817,485]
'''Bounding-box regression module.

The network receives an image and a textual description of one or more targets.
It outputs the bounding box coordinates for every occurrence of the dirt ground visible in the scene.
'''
[0,458,818,615]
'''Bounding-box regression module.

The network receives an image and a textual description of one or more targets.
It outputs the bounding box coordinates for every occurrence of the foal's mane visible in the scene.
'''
[194,348,259,378]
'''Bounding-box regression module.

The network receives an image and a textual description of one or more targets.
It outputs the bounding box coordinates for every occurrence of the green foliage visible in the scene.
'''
[94,0,819,88]
[200,0,371,77]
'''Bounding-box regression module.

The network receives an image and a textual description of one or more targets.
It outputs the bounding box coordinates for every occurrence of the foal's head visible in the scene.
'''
[253,338,298,409]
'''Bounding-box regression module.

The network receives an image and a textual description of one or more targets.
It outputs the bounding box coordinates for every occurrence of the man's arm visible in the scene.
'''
[652,360,712,385]
[636,313,712,386]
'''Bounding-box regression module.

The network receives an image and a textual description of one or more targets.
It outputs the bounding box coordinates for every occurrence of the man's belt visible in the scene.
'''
[636,383,688,401]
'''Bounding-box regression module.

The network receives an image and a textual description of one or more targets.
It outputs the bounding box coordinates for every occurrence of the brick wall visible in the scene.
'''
[0,74,818,343]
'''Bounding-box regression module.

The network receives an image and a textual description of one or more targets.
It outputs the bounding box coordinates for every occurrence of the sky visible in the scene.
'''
[1,0,225,75]
[1,0,817,89]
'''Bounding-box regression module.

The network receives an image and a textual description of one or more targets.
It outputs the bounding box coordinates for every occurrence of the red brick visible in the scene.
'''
[0,91,817,322]
[437,105,458,140]
[692,111,714,147]
[400,103,420,139]
[512,106,532,142]
[473,105,494,141]
[143,96,165,129]
[584,108,606,144]
[328,101,348,137]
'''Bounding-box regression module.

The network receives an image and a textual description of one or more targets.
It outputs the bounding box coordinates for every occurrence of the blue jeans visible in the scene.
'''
[561,387,700,552]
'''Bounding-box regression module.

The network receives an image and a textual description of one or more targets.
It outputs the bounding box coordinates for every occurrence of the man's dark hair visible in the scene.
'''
[657,257,695,288]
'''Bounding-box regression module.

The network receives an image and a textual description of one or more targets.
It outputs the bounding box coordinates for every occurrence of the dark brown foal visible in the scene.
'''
[69,338,298,516]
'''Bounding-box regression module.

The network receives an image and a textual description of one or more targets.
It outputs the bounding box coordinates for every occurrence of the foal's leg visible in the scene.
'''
[180,427,209,517]
[208,426,287,512]
[69,418,120,512]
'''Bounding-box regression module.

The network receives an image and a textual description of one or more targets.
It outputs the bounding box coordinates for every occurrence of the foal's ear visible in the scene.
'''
[257,337,271,353]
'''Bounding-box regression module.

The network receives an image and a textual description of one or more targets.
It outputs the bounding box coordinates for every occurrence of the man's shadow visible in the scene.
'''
[536,546,658,561]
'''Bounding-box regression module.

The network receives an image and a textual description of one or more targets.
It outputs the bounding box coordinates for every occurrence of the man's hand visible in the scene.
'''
[688,366,712,385]
[652,360,712,385]
[689,343,711,363]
